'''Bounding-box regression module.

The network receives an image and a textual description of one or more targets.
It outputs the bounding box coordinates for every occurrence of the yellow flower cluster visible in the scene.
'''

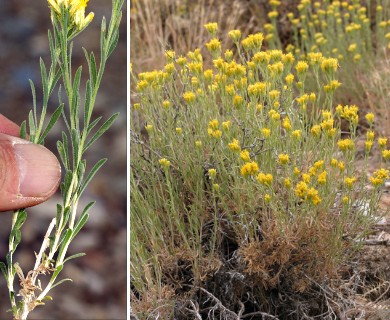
[370,168,389,186]
[256,172,273,186]
[241,161,259,177]
[207,119,222,139]
[337,138,354,151]
[47,0,94,30]
[159,158,171,169]
[228,139,241,152]
[295,181,321,205]
[241,33,264,51]
[336,104,359,124]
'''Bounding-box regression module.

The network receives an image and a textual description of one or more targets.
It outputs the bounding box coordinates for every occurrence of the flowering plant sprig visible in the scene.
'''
[0,1,124,319]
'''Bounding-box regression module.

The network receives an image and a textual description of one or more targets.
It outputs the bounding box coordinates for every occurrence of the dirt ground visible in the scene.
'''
[0,1,127,319]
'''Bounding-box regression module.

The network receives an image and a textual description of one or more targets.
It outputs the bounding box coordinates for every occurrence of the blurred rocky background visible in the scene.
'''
[0,1,127,319]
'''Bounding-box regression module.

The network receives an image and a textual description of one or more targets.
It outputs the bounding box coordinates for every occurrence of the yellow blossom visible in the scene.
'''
[317,171,327,184]
[366,130,375,141]
[228,139,241,152]
[284,178,291,188]
[365,112,374,125]
[162,100,171,109]
[241,33,264,51]
[175,127,182,134]
[256,172,273,186]
[210,129,222,139]
[321,58,338,73]
[209,119,219,130]
[382,150,390,160]
[228,29,241,42]
[183,91,196,103]
[278,154,289,165]
[233,95,244,108]
[269,90,280,100]
[344,176,357,188]
[268,10,278,18]
[205,38,222,53]
[213,183,220,191]
[285,73,294,85]
[302,173,311,183]
[293,167,300,176]
[337,138,354,151]
[159,158,171,169]
[282,117,292,131]
[311,125,321,137]
[240,150,251,162]
[295,61,309,74]
[262,128,271,138]
[295,181,308,198]
[378,137,388,148]
[195,141,202,148]
[48,0,94,31]
[370,168,389,186]
[241,161,259,177]
[307,187,321,205]
[222,121,231,130]
[208,168,217,179]
[204,22,218,35]
[291,130,301,139]
[264,194,271,202]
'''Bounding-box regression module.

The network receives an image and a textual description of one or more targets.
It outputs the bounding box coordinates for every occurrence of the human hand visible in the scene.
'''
[0,114,61,212]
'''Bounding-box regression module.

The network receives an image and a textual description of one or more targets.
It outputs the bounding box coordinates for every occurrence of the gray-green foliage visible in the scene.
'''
[0,1,124,318]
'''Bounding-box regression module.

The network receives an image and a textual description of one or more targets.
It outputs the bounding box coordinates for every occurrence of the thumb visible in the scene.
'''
[0,133,61,212]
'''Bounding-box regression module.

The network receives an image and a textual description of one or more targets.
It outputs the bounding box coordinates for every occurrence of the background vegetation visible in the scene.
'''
[131,1,390,319]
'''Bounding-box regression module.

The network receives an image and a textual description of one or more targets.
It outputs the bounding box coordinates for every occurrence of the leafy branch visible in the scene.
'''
[0,1,124,319]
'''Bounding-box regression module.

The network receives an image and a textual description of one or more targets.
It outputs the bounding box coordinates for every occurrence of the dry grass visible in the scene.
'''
[130,0,271,73]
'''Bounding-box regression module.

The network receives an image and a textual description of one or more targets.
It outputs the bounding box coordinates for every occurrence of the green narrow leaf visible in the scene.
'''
[51,278,73,290]
[83,113,119,153]
[71,128,80,168]
[55,204,63,230]
[89,51,97,84]
[49,69,62,96]
[57,141,68,170]
[14,210,27,229]
[38,104,64,145]
[50,264,64,285]
[0,262,8,281]
[20,121,27,140]
[83,48,97,86]
[107,30,119,58]
[83,80,92,127]
[61,206,71,231]
[57,229,72,264]
[63,253,86,264]
[5,253,12,273]
[48,30,56,66]
[71,213,89,241]
[86,116,102,136]
[77,160,86,186]
[62,170,73,202]
[70,203,94,241]
[40,58,49,104]
[78,159,107,196]
[28,110,36,142]
[29,79,37,110]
